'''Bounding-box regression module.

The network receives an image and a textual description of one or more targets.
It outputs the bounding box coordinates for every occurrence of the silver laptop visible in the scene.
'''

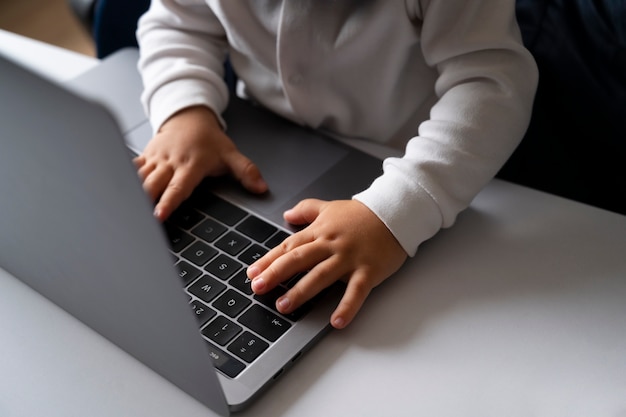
[0,48,382,415]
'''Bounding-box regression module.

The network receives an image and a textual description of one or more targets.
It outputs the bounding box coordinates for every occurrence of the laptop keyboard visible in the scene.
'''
[164,193,310,378]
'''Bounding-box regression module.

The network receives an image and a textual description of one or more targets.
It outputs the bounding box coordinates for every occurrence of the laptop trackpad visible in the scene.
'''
[215,98,350,217]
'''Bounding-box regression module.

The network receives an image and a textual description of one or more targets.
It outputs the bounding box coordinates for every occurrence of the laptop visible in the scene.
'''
[0,48,382,415]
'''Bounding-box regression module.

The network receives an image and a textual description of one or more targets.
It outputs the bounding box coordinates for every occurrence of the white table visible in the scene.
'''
[2,29,625,417]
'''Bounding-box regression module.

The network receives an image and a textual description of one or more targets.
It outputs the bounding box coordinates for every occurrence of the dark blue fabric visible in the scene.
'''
[92,0,237,90]
[92,0,150,59]
[499,0,626,214]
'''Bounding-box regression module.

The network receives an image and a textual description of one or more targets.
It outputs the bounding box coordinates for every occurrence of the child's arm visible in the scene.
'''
[247,199,408,329]
[134,105,267,221]
[136,2,271,218]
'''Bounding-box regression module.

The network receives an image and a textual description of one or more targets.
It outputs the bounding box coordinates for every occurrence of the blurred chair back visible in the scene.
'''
[92,0,151,58]
[500,0,626,214]
[75,0,237,90]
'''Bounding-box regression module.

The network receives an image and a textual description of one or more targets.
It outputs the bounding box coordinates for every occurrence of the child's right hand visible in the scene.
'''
[133,105,268,221]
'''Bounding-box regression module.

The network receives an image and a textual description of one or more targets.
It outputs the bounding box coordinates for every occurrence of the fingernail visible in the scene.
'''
[252,277,265,292]
[253,178,268,193]
[332,317,346,329]
[247,265,260,278]
[276,297,290,311]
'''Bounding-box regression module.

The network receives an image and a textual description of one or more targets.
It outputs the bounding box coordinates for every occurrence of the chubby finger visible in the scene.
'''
[246,228,318,284]
[133,155,146,169]
[275,256,347,315]
[224,151,268,194]
[137,160,156,182]
[153,166,205,221]
[330,271,373,329]
[283,198,325,225]
[142,164,174,202]
[249,240,330,294]
[248,227,314,272]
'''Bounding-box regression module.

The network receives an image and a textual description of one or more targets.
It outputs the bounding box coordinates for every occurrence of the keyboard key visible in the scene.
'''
[205,341,246,378]
[202,316,243,346]
[254,286,311,321]
[164,223,194,253]
[175,261,202,285]
[238,244,268,265]
[265,230,290,249]
[213,289,251,318]
[236,216,277,243]
[170,204,204,229]
[229,269,254,295]
[193,194,246,226]
[215,231,251,255]
[181,241,218,266]
[188,275,227,303]
[191,218,227,243]
[190,299,216,326]
[253,286,287,310]
[238,305,291,342]
[228,331,269,363]
[205,253,242,280]
[285,272,306,288]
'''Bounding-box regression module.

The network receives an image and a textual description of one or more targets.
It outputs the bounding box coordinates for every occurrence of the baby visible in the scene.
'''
[135,0,538,329]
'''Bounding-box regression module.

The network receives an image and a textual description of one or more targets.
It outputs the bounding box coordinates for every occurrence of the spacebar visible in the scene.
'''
[205,341,246,378]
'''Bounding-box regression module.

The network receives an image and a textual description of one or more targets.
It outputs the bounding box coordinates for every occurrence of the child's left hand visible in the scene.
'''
[247,199,407,329]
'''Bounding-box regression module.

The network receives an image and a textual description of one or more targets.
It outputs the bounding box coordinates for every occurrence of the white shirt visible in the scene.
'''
[137,0,538,256]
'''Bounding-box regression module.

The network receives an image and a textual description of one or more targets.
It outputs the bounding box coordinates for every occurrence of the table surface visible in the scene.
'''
[1,29,625,417]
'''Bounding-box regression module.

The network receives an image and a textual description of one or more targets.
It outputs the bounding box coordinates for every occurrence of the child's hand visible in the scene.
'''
[247,199,407,329]
[133,106,268,221]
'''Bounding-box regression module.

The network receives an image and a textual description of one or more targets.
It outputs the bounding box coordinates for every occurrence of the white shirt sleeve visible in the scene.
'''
[136,0,231,131]
[354,0,538,255]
